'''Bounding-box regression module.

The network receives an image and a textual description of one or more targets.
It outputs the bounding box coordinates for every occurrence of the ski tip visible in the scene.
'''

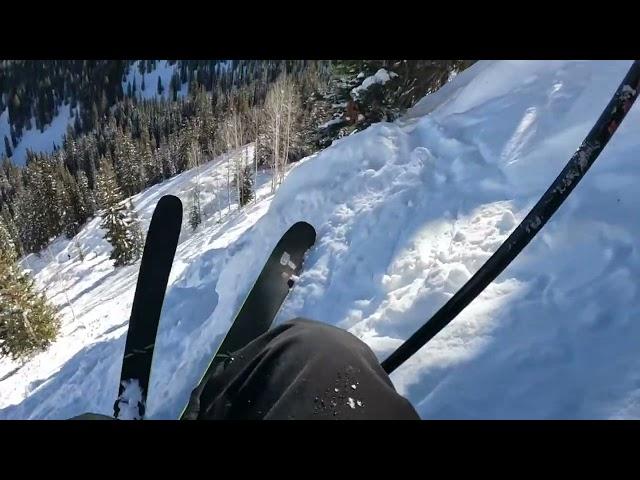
[158,194,183,210]
[290,221,317,241]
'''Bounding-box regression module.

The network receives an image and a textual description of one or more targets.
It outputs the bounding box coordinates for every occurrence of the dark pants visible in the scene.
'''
[187,318,419,420]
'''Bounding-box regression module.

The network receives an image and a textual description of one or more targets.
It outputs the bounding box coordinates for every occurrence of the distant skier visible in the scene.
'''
[72,318,419,420]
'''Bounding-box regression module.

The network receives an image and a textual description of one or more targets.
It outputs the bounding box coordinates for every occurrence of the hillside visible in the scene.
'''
[1,60,639,419]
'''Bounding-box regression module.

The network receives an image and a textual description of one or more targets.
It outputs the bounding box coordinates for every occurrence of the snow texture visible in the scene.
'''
[115,379,144,420]
[2,61,640,420]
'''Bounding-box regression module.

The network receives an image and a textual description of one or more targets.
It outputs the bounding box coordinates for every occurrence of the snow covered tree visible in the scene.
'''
[113,129,141,197]
[18,162,60,253]
[139,123,161,188]
[96,159,142,267]
[0,207,23,259]
[96,158,121,208]
[159,143,177,180]
[77,170,96,218]
[0,248,59,360]
[0,215,17,258]
[126,200,145,257]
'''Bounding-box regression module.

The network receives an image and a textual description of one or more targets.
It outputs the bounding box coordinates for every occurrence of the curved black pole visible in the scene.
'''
[382,60,640,374]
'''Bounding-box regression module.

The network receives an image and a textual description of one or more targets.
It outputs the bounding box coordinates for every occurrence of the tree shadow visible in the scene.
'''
[0,366,22,383]
[65,268,121,307]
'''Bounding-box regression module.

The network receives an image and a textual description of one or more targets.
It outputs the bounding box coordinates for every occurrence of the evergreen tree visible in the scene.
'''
[101,90,109,114]
[96,160,141,267]
[157,77,164,95]
[139,126,160,187]
[126,199,144,257]
[113,129,141,196]
[73,113,82,135]
[91,102,100,130]
[0,207,23,258]
[0,247,59,360]
[58,166,88,238]
[77,170,96,217]
[189,184,202,231]
[238,164,254,207]
[170,72,181,101]
[19,162,61,252]
[95,158,119,207]
[0,215,17,258]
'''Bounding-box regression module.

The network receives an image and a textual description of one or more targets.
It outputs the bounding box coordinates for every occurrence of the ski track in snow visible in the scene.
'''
[2,60,640,419]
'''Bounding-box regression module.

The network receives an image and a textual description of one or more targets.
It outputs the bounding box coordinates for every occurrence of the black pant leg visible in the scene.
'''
[194,318,420,420]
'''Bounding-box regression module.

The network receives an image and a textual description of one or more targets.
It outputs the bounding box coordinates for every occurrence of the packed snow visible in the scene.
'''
[1,60,640,419]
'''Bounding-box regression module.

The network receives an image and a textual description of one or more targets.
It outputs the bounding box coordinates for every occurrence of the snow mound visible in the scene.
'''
[2,61,640,420]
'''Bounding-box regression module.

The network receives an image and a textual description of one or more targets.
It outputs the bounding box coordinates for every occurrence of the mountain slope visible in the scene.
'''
[1,60,639,419]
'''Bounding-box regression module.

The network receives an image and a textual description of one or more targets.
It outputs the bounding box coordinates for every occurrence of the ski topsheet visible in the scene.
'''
[180,221,316,419]
[113,195,183,419]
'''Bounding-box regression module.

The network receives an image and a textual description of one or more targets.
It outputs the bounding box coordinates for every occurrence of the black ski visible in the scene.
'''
[113,194,183,419]
[180,221,316,419]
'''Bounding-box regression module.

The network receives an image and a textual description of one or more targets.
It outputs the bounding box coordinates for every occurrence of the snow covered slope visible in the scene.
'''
[0,105,76,166]
[2,60,639,419]
[122,60,188,100]
[1,60,187,166]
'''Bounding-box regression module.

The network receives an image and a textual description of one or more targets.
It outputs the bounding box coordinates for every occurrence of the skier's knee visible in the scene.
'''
[278,317,371,359]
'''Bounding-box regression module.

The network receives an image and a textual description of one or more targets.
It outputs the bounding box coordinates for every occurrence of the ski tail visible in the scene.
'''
[114,194,183,419]
[381,60,640,375]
